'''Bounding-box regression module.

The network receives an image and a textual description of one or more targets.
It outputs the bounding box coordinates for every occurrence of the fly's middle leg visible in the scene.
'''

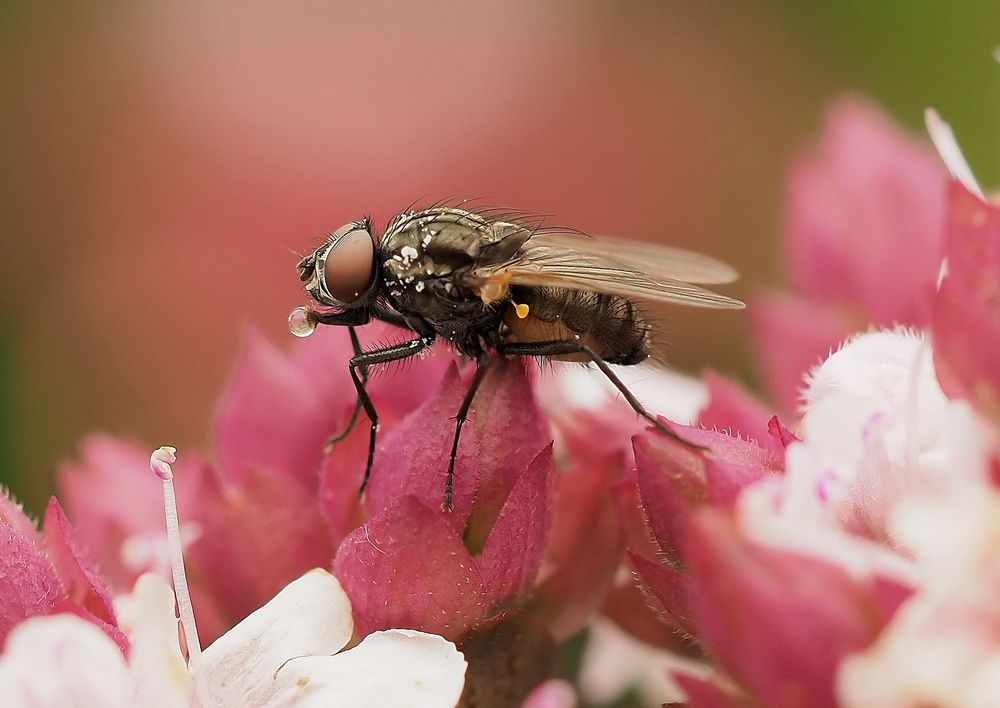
[444,355,493,512]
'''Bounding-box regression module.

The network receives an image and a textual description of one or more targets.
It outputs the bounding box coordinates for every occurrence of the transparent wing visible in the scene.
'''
[527,232,738,284]
[467,239,745,310]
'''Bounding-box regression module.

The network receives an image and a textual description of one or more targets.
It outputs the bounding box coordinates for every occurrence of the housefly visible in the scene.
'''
[289,204,744,510]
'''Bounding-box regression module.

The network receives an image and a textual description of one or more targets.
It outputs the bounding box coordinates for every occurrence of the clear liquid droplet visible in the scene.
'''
[288,306,318,338]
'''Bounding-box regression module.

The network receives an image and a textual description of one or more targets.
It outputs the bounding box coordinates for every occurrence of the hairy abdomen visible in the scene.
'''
[503,287,649,364]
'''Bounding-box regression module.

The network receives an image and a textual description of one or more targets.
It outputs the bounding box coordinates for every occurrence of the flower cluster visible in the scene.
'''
[605,100,1000,706]
[2,96,1000,707]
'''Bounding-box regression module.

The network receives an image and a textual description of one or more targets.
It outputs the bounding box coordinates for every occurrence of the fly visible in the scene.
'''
[288,205,745,510]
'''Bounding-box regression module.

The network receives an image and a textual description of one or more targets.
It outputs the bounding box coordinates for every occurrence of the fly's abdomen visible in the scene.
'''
[504,287,649,364]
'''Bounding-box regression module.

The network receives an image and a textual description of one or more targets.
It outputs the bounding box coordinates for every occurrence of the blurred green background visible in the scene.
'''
[1,0,998,514]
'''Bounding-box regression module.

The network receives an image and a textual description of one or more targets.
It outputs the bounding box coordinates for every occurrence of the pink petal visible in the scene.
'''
[611,473,660,564]
[704,457,771,508]
[464,360,550,547]
[185,463,334,638]
[600,579,691,653]
[628,551,695,636]
[57,436,173,591]
[665,424,782,474]
[332,496,490,640]
[785,97,945,326]
[0,523,62,645]
[361,327,458,422]
[553,405,644,462]
[289,321,455,423]
[522,679,577,708]
[767,415,799,449]
[0,489,40,545]
[699,372,784,458]
[477,445,556,605]
[316,426,368,545]
[363,364,481,530]
[684,510,910,708]
[42,498,117,629]
[533,452,625,640]
[750,292,854,415]
[214,329,336,488]
[932,182,1000,422]
[633,432,707,560]
[285,322,359,404]
[633,424,779,556]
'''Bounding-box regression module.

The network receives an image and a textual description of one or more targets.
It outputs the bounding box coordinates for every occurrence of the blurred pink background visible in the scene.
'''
[2,1,998,511]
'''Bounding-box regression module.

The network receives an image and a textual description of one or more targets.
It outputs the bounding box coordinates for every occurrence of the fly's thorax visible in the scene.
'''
[379,208,500,301]
[380,238,453,299]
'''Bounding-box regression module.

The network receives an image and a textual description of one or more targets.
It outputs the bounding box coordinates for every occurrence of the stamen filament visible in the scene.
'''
[150,446,213,706]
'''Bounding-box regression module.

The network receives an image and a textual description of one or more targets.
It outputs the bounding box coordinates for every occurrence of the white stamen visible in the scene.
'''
[150,446,213,706]
[924,108,985,198]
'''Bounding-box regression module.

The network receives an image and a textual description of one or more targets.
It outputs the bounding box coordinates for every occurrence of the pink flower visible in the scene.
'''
[58,324,450,641]
[752,98,947,412]
[57,321,589,703]
[331,361,555,640]
[698,371,797,460]
[0,489,125,652]
[625,420,916,707]
[0,447,468,707]
[618,306,1000,707]
[783,328,992,541]
[838,490,1000,707]
[932,183,1000,424]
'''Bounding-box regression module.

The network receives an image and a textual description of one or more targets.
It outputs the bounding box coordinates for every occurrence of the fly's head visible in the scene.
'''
[298,220,378,308]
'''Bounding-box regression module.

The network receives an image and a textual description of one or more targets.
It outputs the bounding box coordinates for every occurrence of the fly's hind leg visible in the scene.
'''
[497,339,692,447]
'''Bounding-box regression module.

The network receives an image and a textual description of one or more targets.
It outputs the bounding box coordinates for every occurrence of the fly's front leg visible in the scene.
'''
[325,327,366,449]
[315,306,414,448]
[498,339,691,447]
[346,335,436,496]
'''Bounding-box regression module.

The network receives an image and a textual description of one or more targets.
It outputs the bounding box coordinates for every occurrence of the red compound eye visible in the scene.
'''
[323,226,375,303]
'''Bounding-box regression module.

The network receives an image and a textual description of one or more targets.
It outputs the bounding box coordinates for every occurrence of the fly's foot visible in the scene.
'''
[441,475,455,513]
[324,427,351,452]
[648,416,710,453]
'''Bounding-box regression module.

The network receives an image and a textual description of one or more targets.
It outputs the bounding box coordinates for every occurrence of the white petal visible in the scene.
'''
[578,618,691,706]
[801,329,962,492]
[200,568,353,707]
[119,573,191,708]
[265,629,467,708]
[0,614,131,708]
[924,108,984,198]
[542,362,706,422]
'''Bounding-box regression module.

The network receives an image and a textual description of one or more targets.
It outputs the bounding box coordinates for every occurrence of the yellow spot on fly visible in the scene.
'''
[514,302,530,319]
